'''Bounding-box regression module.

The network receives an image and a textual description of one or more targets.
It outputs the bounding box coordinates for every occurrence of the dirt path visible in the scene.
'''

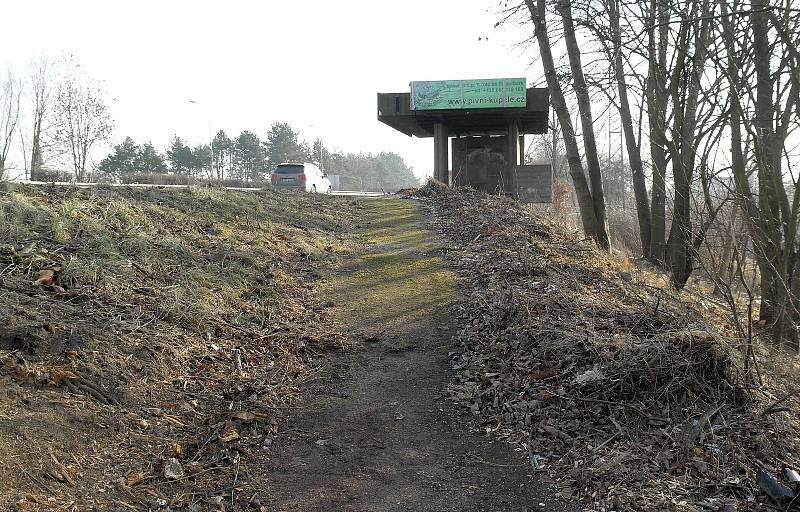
[258,199,572,512]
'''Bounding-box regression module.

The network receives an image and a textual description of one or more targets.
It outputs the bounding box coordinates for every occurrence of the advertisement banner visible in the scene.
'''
[410,78,526,111]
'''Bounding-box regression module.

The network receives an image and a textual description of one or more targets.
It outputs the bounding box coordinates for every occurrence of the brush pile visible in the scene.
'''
[421,184,800,511]
[0,184,354,511]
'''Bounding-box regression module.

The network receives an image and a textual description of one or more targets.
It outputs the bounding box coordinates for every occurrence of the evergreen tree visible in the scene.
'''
[190,144,212,178]
[167,136,193,174]
[212,130,233,180]
[324,151,418,192]
[311,138,331,171]
[233,131,266,181]
[135,142,167,174]
[98,137,138,178]
[264,122,308,169]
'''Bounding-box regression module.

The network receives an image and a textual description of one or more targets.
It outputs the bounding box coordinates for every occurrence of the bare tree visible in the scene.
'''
[28,57,54,181]
[51,67,113,182]
[579,0,654,259]
[19,127,29,178]
[511,0,800,343]
[720,0,800,344]
[578,0,718,286]
[646,0,671,264]
[555,0,611,250]
[0,70,21,180]
[524,0,611,250]
[662,0,715,288]
[604,0,653,259]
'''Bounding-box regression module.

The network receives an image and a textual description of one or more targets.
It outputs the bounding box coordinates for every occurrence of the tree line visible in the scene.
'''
[511,0,800,349]
[0,57,419,192]
[98,122,419,191]
[0,56,113,182]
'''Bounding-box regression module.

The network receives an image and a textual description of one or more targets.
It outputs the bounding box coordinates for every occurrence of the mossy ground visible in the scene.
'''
[329,199,454,346]
[252,196,558,512]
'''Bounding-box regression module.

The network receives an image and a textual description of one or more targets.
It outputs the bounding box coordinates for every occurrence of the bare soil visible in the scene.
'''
[256,199,575,512]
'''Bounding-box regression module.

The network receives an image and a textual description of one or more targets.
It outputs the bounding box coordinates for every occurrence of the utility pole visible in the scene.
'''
[189,100,213,180]
[308,124,324,172]
[317,138,324,173]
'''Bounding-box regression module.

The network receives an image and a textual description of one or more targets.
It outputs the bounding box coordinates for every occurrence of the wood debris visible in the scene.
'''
[419,183,800,511]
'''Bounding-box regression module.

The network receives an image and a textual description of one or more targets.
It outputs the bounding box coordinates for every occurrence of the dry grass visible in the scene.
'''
[0,183,357,511]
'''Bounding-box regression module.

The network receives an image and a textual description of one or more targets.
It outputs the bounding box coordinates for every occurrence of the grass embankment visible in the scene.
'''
[330,199,453,350]
[0,184,355,511]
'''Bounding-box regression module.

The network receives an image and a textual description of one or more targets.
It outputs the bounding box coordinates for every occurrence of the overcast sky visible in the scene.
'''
[0,0,540,179]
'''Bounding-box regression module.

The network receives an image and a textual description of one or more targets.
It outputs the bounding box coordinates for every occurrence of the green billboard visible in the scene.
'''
[410,78,527,111]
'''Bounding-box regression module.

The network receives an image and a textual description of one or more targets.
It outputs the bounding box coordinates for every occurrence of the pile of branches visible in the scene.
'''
[421,184,800,511]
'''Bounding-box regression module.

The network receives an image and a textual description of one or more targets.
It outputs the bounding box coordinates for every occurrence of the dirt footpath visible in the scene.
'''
[257,199,574,512]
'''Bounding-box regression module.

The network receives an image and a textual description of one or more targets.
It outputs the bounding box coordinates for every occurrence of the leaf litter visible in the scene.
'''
[410,182,800,511]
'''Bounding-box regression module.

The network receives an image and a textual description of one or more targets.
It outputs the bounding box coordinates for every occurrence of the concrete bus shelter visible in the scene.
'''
[377,87,551,199]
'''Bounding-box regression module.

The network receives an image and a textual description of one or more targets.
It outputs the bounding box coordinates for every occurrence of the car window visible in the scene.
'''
[274,165,304,174]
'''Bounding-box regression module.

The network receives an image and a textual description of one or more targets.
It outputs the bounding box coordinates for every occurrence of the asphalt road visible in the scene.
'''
[11,180,386,197]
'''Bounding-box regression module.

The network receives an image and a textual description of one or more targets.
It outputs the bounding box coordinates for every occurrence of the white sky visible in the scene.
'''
[0,0,538,179]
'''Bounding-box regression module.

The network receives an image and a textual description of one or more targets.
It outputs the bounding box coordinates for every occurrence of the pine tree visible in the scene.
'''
[135,142,167,174]
[233,131,266,181]
[98,137,138,178]
[212,130,233,180]
[264,122,308,169]
[167,136,193,174]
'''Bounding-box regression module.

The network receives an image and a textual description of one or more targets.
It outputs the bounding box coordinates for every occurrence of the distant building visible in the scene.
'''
[328,175,341,191]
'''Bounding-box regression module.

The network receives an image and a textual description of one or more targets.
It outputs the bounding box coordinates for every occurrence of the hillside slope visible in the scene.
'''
[415,183,800,511]
[0,184,356,510]
[4,182,800,511]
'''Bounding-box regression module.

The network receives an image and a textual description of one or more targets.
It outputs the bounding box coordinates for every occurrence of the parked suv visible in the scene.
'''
[270,163,332,193]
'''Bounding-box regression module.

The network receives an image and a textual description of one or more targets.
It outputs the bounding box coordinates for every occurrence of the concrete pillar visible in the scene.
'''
[519,134,525,164]
[507,122,520,195]
[507,122,520,167]
[434,122,449,184]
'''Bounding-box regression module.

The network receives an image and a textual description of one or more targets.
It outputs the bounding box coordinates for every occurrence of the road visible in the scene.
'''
[12,180,386,197]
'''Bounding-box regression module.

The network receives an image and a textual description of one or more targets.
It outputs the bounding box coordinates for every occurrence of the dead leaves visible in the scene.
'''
[528,368,557,381]
[218,422,241,444]
[33,268,56,287]
[422,183,800,510]
[225,410,267,423]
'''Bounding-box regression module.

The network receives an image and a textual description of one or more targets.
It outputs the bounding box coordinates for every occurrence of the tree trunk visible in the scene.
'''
[646,0,669,264]
[608,0,651,259]
[751,0,790,324]
[525,0,603,246]
[720,0,799,345]
[665,0,712,289]
[30,125,42,180]
[556,0,610,251]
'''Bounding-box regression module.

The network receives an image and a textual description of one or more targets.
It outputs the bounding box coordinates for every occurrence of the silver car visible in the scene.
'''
[270,163,332,193]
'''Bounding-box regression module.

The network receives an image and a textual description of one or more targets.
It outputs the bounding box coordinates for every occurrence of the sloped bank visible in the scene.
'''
[415,183,800,511]
[0,184,356,511]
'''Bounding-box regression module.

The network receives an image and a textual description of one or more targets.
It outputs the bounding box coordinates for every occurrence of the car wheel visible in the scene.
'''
[311,185,317,194]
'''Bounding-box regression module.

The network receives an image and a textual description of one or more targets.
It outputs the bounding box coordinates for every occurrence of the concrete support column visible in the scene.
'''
[433,122,449,185]
[507,122,520,167]
[507,122,520,194]
[519,134,525,164]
